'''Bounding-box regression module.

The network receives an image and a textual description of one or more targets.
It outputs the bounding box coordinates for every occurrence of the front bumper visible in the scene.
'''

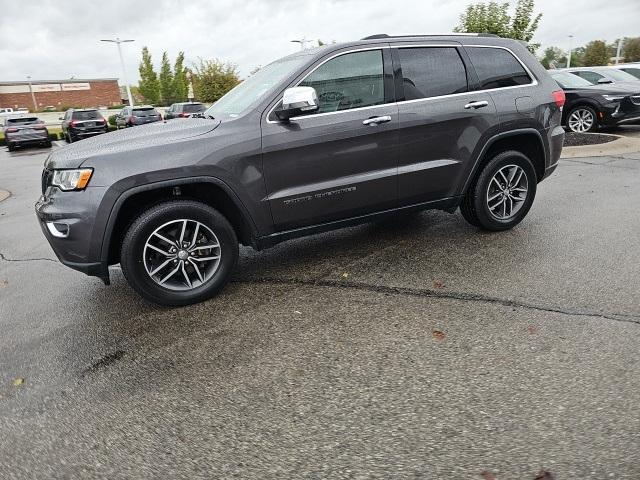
[35,185,110,283]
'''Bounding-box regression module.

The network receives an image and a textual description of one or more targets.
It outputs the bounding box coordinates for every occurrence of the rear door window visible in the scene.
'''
[466,47,532,89]
[571,71,604,84]
[397,47,468,100]
[299,49,385,114]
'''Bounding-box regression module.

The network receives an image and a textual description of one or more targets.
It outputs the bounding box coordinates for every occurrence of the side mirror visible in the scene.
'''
[597,78,613,84]
[275,86,319,121]
[58,117,64,121]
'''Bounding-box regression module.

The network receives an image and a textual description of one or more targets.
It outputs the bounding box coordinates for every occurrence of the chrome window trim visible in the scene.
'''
[265,44,537,124]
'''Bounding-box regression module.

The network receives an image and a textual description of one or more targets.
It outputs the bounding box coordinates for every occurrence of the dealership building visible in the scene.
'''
[0,78,121,110]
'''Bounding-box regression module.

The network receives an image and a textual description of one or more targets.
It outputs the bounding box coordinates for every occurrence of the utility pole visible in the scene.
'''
[615,38,623,64]
[100,37,135,107]
[26,76,37,112]
[567,35,573,68]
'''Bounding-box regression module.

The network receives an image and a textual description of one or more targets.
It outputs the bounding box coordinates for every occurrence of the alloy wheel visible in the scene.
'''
[568,108,595,133]
[486,164,529,220]
[143,219,221,291]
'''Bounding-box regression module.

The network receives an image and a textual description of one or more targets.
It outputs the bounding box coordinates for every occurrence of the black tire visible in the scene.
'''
[120,200,238,306]
[7,143,15,152]
[43,140,52,148]
[66,133,73,143]
[566,105,598,133]
[460,150,537,231]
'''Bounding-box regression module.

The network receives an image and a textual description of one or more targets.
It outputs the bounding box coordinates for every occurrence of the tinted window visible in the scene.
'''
[572,71,604,84]
[183,103,205,113]
[398,47,467,100]
[467,47,532,89]
[73,110,101,120]
[621,67,640,79]
[549,71,594,88]
[7,117,40,124]
[299,50,385,114]
[133,107,159,117]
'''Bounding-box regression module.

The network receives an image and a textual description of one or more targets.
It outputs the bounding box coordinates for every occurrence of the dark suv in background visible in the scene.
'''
[61,109,108,143]
[36,34,565,306]
[115,106,162,128]
[165,102,206,119]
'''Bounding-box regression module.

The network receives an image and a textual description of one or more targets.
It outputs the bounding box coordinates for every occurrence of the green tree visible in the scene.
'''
[540,46,566,69]
[138,47,160,104]
[623,37,640,62]
[172,52,189,102]
[583,40,610,66]
[192,59,240,103]
[454,0,542,52]
[159,52,174,105]
[568,46,585,68]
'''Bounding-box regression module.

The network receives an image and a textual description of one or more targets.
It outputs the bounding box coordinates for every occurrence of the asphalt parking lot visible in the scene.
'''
[1,136,639,479]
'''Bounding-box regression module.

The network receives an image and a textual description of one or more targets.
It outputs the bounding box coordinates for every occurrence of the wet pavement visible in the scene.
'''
[0,142,639,479]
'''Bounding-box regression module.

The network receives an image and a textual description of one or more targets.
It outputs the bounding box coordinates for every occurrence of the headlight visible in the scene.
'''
[602,94,624,101]
[51,168,93,191]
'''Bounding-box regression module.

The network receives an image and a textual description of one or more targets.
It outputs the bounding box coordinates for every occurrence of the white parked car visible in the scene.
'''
[609,63,640,80]
[561,66,640,87]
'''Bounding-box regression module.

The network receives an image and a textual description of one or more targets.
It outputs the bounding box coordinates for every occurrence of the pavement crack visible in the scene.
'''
[232,276,640,325]
[0,252,58,263]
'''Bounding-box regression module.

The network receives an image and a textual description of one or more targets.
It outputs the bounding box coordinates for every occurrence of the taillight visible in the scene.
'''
[6,127,18,133]
[70,120,78,127]
[128,116,135,124]
[178,113,189,117]
[552,90,566,108]
[34,125,47,130]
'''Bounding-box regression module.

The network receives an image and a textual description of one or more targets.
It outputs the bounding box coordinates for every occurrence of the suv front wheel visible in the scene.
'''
[460,150,537,231]
[120,200,238,306]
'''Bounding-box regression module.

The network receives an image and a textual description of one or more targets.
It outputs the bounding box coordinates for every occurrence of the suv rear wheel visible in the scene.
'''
[460,150,537,231]
[120,200,238,306]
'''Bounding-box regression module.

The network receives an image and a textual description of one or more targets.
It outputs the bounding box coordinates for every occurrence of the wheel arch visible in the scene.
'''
[101,177,258,266]
[461,128,547,195]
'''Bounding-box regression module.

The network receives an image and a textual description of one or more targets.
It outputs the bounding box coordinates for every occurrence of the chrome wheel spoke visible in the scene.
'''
[486,164,529,220]
[142,218,222,291]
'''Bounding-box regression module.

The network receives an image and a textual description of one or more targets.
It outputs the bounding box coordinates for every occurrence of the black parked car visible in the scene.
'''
[549,70,640,132]
[3,116,50,151]
[164,102,206,119]
[37,34,565,306]
[115,106,162,128]
[61,109,108,143]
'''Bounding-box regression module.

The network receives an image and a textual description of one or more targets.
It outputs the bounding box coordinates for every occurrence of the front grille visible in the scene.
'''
[41,169,52,194]
[631,95,640,106]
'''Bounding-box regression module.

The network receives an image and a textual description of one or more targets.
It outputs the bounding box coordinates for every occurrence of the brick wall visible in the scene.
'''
[0,81,121,110]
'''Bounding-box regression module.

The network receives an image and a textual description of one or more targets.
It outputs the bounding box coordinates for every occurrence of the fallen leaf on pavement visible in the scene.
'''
[433,280,445,289]
[342,272,349,278]
[12,378,24,386]
[527,325,538,335]
[0,280,7,288]
[432,330,445,341]
[534,470,554,480]
[480,471,496,480]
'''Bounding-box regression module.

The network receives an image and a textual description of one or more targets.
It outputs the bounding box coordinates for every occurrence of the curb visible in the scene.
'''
[0,189,10,202]
[561,134,640,159]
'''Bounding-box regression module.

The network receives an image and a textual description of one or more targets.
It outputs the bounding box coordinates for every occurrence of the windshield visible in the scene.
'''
[550,71,594,88]
[204,54,310,118]
[601,68,639,82]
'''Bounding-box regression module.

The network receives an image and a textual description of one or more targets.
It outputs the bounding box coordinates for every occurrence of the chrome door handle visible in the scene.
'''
[362,115,392,126]
[464,100,489,109]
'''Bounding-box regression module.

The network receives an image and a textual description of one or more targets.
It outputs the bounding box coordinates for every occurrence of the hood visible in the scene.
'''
[45,118,221,169]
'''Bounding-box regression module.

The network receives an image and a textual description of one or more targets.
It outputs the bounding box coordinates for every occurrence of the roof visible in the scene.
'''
[0,78,118,86]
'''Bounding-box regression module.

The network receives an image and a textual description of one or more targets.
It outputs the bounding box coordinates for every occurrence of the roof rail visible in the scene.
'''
[361,33,499,40]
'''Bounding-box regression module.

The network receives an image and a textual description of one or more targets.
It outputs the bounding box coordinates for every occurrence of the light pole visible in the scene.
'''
[26,75,37,112]
[290,38,312,50]
[567,35,573,68]
[615,38,623,65]
[100,37,135,107]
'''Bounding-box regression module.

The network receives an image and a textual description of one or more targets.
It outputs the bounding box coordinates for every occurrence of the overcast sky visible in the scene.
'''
[0,0,638,83]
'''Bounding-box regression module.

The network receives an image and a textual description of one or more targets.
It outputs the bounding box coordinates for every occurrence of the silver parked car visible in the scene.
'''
[562,66,640,88]
[3,116,51,151]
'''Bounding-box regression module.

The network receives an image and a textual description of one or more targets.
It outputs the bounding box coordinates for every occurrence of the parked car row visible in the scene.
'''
[549,64,640,133]
[60,108,108,143]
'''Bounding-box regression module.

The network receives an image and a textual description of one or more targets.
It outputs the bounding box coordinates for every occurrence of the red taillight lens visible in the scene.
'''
[552,90,566,108]
[34,125,47,129]
[70,120,77,127]
[128,115,135,124]
[6,127,18,133]
[178,113,189,117]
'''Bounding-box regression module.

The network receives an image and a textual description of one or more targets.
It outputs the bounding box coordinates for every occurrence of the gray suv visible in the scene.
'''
[36,34,565,306]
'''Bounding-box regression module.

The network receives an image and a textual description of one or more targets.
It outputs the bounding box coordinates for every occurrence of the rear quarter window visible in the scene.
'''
[466,47,533,89]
